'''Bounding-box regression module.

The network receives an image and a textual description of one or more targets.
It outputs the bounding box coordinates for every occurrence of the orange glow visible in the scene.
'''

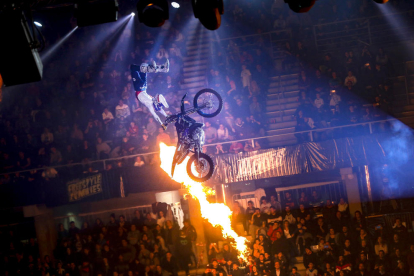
[159,143,249,260]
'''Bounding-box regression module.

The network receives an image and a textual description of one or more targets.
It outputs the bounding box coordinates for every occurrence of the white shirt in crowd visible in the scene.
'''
[102,111,114,121]
[284,213,296,225]
[338,202,348,212]
[217,127,229,140]
[284,229,292,239]
[241,69,252,87]
[115,104,131,118]
[330,93,341,107]
[134,160,144,167]
[157,217,166,228]
[96,142,111,156]
[307,117,315,129]
[314,98,324,109]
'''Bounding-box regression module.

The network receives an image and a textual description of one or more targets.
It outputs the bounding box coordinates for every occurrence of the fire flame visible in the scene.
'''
[159,143,249,260]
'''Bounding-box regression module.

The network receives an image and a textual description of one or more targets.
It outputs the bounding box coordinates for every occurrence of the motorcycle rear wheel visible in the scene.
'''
[186,153,215,182]
[193,88,223,118]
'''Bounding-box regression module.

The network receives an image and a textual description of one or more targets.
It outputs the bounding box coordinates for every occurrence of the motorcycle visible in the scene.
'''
[164,88,223,182]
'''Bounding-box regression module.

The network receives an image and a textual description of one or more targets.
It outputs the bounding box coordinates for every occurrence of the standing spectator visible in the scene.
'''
[177,231,191,276]
[250,208,266,238]
[241,65,252,96]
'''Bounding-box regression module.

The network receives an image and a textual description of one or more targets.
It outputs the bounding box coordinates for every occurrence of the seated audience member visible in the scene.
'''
[335,255,351,274]
[229,141,244,154]
[374,236,388,256]
[260,197,272,214]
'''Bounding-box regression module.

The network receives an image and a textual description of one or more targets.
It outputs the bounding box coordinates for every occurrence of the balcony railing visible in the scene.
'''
[0,116,407,178]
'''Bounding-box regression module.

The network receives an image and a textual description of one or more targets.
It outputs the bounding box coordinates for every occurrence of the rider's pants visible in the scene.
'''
[137,91,167,125]
[131,64,167,125]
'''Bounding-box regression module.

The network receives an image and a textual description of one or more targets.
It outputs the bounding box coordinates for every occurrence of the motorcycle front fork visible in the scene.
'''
[194,143,202,165]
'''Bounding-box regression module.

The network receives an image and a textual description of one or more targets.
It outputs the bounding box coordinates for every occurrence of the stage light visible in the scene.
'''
[137,0,169,27]
[75,0,119,27]
[131,12,135,16]
[171,2,180,8]
[192,0,224,30]
[372,0,389,3]
[0,10,43,86]
[284,0,316,13]
[34,21,42,27]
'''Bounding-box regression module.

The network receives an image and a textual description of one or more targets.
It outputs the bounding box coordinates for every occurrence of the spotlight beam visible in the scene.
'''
[41,26,78,63]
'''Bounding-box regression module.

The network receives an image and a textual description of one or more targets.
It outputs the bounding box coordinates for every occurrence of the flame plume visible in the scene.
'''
[159,143,249,260]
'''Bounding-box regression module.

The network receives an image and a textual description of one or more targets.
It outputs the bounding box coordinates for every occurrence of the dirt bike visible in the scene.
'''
[164,88,223,182]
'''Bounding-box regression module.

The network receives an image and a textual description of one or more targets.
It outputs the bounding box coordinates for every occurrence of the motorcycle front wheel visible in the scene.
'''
[186,153,215,182]
[193,88,223,118]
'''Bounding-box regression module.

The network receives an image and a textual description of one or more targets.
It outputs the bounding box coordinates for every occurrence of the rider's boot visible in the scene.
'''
[156,59,169,73]
[156,94,169,108]
[161,123,168,131]
[152,94,169,114]
[139,61,157,73]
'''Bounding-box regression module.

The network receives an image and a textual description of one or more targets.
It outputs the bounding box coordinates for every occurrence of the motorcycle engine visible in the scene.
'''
[191,127,205,146]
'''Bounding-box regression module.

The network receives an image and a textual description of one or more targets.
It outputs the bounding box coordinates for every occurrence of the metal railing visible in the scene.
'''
[212,10,414,54]
[0,116,409,178]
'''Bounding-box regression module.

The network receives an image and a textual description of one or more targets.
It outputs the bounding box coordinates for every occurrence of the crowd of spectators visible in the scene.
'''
[1,0,414,180]
[222,192,414,276]
[207,31,397,145]
[2,192,414,276]
[290,45,395,142]
[1,1,414,275]
[0,0,271,181]
[0,203,200,276]
[0,3,190,178]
